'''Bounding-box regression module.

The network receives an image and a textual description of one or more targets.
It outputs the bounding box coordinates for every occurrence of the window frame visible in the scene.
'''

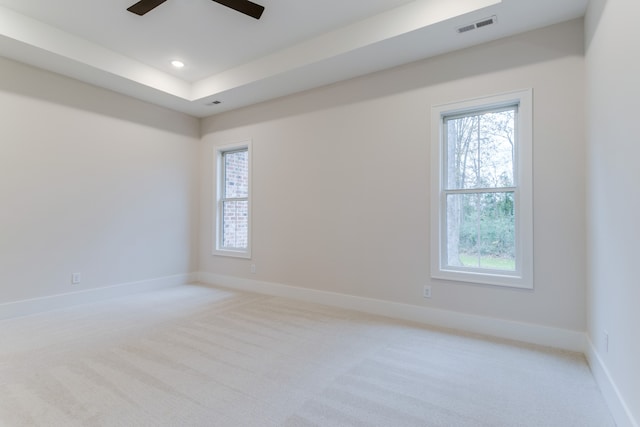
[430,89,533,289]
[214,140,252,259]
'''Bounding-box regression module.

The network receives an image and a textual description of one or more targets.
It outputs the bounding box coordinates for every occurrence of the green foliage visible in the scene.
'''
[459,254,516,271]
[446,107,517,269]
[459,192,515,259]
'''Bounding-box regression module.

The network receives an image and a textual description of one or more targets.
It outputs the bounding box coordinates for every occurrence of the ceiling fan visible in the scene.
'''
[127,0,265,20]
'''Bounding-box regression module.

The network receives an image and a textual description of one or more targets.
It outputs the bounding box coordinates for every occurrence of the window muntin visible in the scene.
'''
[215,143,251,258]
[431,90,532,288]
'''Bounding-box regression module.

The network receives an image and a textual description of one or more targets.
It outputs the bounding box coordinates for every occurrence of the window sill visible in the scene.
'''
[432,269,532,290]
[213,249,251,259]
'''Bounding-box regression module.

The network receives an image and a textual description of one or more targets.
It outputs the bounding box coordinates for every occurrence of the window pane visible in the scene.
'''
[224,150,248,198]
[446,192,515,271]
[445,108,515,190]
[222,201,248,249]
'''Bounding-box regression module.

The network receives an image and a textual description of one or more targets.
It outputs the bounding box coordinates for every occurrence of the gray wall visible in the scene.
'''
[200,19,587,332]
[0,57,200,303]
[586,0,640,423]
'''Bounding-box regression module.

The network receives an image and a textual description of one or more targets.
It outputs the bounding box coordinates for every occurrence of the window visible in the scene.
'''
[215,141,251,258]
[431,90,532,288]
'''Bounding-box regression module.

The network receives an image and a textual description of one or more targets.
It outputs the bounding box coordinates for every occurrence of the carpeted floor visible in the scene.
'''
[0,284,614,426]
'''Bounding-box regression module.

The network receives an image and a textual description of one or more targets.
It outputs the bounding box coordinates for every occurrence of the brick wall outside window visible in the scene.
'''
[222,150,248,249]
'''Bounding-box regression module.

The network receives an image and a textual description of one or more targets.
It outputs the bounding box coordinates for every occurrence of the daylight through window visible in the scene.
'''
[444,107,516,271]
[431,90,532,288]
[216,143,251,258]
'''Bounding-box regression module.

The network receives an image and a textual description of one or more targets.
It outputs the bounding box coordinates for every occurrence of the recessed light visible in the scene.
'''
[171,60,185,68]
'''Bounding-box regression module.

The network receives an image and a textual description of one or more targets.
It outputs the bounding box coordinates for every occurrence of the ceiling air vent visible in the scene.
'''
[457,15,497,34]
[457,24,476,34]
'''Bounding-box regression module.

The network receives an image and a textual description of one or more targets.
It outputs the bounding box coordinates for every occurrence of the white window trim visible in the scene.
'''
[430,89,533,289]
[213,140,252,259]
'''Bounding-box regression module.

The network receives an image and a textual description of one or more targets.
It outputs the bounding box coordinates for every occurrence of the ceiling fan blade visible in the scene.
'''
[212,0,265,20]
[127,0,167,16]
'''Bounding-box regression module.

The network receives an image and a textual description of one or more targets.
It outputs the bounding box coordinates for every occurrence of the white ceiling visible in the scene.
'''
[0,0,588,117]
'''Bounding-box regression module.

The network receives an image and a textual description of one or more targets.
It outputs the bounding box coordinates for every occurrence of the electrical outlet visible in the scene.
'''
[423,285,432,299]
[250,264,256,274]
[71,273,81,284]
[604,330,609,353]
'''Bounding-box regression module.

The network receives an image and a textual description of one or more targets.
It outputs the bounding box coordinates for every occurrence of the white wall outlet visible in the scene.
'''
[423,285,432,299]
[604,330,609,353]
[250,264,256,274]
[71,272,81,284]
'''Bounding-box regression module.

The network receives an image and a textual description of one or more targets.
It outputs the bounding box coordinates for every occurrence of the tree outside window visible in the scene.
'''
[431,89,533,289]
[444,108,516,271]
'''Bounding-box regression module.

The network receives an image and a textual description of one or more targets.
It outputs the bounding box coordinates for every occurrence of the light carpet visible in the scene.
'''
[0,284,614,426]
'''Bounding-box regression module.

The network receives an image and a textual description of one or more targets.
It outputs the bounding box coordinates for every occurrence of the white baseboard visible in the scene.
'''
[0,273,197,320]
[586,338,639,427]
[197,272,586,353]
